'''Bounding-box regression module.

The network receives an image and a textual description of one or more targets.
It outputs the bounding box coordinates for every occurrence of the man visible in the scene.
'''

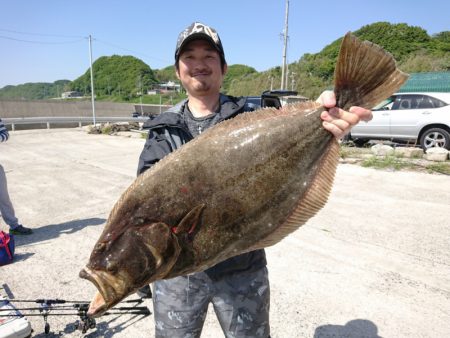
[0,119,33,235]
[137,22,372,338]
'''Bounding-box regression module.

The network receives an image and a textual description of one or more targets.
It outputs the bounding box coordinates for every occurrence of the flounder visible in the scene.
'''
[80,33,408,317]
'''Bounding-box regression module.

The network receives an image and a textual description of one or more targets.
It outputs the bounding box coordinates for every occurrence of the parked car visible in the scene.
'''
[245,90,299,110]
[349,92,450,150]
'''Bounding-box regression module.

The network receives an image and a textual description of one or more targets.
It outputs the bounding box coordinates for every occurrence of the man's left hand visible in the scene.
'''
[317,90,373,139]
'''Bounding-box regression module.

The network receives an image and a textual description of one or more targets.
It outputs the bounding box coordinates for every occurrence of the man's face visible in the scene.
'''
[176,39,227,97]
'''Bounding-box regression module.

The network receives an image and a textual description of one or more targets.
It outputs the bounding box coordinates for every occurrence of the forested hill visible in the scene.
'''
[70,55,158,98]
[1,22,448,101]
[0,80,71,100]
[226,22,450,99]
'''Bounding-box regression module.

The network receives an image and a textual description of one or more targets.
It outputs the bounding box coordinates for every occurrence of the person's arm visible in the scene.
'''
[317,90,373,139]
[137,129,174,176]
[0,119,9,142]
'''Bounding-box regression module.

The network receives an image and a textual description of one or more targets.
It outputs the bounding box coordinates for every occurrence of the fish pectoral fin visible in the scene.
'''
[172,204,206,236]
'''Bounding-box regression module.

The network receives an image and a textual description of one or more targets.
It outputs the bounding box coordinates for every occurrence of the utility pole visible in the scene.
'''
[280,0,289,90]
[139,74,144,115]
[290,71,296,91]
[88,35,96,125]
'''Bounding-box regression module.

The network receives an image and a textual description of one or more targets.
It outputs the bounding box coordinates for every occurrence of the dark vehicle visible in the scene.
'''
[245,90,299,109]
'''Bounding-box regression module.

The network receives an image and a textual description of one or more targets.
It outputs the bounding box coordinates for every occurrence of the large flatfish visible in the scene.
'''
[80,33,408,317]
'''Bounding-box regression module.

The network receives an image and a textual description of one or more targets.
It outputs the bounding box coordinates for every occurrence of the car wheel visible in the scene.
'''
[419,128,450,150]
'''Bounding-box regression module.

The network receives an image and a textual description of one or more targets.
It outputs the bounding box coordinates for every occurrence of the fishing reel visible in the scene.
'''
[73,303,96,334]
[36,299,65,334]
[34,299,95,334]
[37,300,96,334]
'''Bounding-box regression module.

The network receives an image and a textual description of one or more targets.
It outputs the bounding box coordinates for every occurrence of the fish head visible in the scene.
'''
[79,221,181,317]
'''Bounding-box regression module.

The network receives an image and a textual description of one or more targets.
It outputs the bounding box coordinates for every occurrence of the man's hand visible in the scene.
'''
[316,90,373,139]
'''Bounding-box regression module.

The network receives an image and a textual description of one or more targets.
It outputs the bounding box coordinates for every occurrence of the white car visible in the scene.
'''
[350,92,450,150]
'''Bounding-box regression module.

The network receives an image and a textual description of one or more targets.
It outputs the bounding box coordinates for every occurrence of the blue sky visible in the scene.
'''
[0,0,448,88]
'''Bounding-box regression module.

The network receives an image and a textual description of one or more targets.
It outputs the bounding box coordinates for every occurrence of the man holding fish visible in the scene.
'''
[135,22,372,338]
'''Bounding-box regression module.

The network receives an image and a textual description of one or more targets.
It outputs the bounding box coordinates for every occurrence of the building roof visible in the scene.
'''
[398,72,450,93]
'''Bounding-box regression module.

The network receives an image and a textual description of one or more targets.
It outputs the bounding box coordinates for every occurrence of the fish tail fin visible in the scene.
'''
[334,32,409,111]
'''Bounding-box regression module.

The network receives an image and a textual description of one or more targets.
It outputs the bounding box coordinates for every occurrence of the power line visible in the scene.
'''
[0,35,85,45]
[0,28,84,39]
[0,27,169,65]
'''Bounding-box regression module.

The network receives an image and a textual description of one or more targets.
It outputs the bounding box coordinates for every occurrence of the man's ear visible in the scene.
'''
[222,63,228,76]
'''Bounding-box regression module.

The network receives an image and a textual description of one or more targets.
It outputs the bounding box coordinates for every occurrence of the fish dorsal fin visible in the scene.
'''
[334,32,409,110]
[249,140,340,250]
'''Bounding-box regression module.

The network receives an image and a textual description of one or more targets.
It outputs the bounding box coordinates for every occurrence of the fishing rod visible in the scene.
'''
[0,297,151,335]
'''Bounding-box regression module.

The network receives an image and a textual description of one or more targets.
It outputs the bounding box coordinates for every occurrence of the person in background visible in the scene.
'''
[0,118,33,235]
[137,22,372,338]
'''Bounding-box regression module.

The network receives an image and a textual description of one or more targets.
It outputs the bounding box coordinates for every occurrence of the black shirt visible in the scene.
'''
[184,103,223,137]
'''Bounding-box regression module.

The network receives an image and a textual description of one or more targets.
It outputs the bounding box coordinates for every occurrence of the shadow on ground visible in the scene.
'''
[13,217,105,249]
[314,319,381,338]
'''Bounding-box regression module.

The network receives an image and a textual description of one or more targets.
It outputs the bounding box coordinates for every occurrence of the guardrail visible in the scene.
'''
[3,116,149,131]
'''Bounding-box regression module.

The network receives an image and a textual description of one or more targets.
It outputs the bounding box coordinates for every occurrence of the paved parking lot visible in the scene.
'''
[1,128,450,337]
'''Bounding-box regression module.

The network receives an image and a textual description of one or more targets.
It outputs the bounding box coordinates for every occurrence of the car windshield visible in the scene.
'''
[373,97,394,110]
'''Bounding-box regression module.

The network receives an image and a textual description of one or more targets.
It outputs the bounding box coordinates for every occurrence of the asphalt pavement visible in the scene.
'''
[1,128,449,338]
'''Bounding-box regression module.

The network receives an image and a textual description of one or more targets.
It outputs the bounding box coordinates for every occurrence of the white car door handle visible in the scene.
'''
[422,111,432,115]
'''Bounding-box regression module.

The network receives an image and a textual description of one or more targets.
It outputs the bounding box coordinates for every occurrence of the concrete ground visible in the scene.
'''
[1,128,449,338]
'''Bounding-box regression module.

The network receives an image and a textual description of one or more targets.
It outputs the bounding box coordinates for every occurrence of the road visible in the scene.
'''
[1,128,449,338]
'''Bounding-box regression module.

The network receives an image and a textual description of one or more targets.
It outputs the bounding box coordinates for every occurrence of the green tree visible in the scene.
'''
[223,64,257,93]
[0,80,71,100]
[70,55,157,99]
[155,66,177,83]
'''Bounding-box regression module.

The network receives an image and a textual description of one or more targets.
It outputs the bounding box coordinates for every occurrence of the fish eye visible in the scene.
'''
[95,242,107,252]
[105,259,117,273]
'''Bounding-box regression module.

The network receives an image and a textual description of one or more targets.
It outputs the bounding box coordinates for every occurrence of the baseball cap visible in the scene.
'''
[175,22,226,63]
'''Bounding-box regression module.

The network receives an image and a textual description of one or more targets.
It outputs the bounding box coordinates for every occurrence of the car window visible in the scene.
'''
[392,96,401,110]
[396,94,424,110]
[400,100,410,109]
[245,97,262,109]
[424,95,446,108]
[262,97,281,109]
[373,97,394,110]
[416,95,434,109]
[246,97,261,105]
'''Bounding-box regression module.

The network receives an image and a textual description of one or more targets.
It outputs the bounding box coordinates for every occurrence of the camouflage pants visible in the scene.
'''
[152,266,270,338]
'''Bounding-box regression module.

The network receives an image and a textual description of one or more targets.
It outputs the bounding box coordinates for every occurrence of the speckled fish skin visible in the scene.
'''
[80,33,408,317]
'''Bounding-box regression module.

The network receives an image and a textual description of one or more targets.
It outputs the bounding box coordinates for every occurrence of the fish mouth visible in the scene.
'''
[86,291,107,318]
[79,266,128,318]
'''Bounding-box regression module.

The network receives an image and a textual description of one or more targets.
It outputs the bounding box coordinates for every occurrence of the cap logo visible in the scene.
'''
[191,22,220,44]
